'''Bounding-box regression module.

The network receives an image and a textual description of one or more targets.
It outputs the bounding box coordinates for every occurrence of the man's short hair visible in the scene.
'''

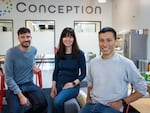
[17,27,31,35]
[99,27,117,40]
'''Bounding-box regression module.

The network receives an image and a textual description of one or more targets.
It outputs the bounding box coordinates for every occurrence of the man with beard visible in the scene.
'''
[4,27,47,113]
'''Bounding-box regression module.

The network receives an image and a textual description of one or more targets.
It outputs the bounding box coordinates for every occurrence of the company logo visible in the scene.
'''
[0,0,13,16]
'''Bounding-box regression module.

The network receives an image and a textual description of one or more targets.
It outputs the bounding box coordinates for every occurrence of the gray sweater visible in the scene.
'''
[87,53,147,106]
[4,46,37,94]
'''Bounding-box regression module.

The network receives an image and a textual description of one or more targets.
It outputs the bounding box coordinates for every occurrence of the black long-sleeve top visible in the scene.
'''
[52,50,86,87]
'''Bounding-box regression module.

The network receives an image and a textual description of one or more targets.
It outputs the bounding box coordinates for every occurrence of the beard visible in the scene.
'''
[21,41,31,48]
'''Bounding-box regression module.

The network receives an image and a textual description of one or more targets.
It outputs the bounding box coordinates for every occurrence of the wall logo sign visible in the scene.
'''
[16,2,101,14]
[0,1,101,16]
[0,0,13,16]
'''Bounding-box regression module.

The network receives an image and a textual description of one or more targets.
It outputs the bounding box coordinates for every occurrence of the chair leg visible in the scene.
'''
[0,68,5,112]
[36,70,42,89]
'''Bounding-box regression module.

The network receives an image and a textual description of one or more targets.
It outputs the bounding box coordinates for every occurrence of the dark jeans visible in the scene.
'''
[53,85,79,113]
[6,82,48,113]
[79,103,122,113]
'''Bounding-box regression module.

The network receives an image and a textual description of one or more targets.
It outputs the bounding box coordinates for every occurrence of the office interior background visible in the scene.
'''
[0,0,150,87]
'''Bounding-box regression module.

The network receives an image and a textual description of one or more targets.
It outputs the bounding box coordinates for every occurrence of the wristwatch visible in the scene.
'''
[72,81,76,86]
[121,99,127,106]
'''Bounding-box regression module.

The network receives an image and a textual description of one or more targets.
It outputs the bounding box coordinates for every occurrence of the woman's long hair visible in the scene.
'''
[57,27,80,59]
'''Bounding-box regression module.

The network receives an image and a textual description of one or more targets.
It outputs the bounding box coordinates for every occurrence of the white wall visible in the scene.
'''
[0,0,113,55]
[1,0,149,57]
[112,0,150,59]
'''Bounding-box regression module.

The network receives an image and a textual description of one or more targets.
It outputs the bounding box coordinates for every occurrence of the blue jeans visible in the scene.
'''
[6,82,47,113]
[79,103,122,113]
[53,85,79,113]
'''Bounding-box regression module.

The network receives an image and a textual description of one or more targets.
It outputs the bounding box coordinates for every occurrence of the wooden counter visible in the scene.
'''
[130,98,150,113]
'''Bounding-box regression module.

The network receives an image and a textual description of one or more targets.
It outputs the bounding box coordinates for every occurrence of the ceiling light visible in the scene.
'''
[98,0,107,3]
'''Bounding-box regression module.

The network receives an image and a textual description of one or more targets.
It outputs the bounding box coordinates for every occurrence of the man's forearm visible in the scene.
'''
[123,91,144,104]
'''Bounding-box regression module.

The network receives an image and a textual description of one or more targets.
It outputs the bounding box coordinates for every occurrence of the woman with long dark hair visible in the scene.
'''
[50,27,86,113]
